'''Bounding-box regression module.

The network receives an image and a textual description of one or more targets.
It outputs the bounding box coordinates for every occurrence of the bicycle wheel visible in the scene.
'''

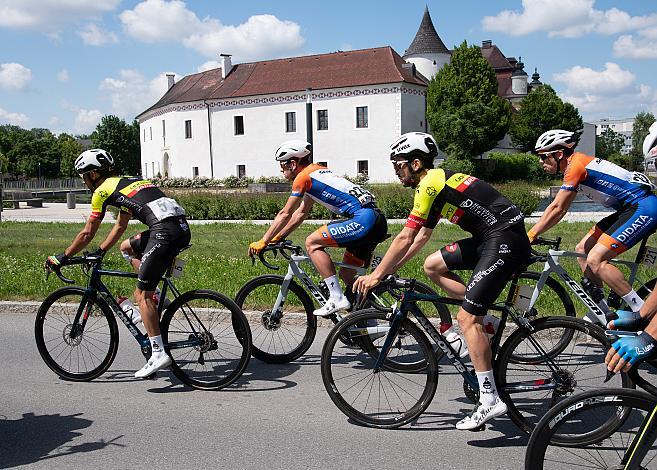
[235,275,316,363]
[525,388,657,470]
[161,289,251,390]
[496,316,631,437]
[321,310,438,428]
[35,286,118,381]
[637,277,657,302]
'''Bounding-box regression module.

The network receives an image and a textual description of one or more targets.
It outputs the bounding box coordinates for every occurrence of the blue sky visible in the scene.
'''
[0,0,656,135]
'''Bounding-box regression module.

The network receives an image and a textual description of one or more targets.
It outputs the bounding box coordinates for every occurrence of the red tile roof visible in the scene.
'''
[138,47,427,118]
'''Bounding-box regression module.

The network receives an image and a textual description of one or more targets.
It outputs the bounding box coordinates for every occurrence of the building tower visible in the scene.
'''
[403,6,451,80]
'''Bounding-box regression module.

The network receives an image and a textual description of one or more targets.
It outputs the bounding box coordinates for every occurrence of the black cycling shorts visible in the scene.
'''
[129,217,192,291]
[440,225,530,316]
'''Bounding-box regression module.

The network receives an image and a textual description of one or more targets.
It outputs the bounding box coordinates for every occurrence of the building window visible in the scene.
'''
[143,129,146,142]
[317,109,328,130]
[237,164,246,178]
[357,160,369,175]
[149,127,152,140]
[356,106,368,128]
[151,162,155,176]
[144,163,148,178]
[185,120,192,139]
[234,116,244,135]
[285,112,296,133]
[317,161,328,167]
[192,166,199,177]
[162,119,166,146]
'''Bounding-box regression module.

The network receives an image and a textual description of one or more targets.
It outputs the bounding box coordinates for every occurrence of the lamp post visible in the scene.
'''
[305,88,313,162]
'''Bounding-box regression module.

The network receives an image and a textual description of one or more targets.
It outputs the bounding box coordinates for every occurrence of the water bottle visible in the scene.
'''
[441,323,469,358]
[118,296,142,324]
[483,314,500,338]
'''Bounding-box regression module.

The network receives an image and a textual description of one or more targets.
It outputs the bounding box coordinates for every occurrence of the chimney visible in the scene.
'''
[166,73,175,90]
[482,40,492,48]
[220,54,233,79]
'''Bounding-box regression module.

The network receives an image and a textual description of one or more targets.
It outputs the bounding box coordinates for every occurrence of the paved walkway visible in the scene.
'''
[1,202,611,224]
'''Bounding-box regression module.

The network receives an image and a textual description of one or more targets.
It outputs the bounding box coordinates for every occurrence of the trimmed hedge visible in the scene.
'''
[476,152,550,183]
[172,182,540,220]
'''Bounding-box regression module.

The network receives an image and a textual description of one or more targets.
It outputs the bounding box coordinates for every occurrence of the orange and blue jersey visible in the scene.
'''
[291,164,374,216]
[561,152,655,210]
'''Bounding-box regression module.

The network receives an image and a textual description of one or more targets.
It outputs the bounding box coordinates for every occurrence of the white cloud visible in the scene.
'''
[0,107,28,126]
[553,62,657,118]
[73,108,103,134]
[78,23,118,46]
[482,0,657,38]
[197,60,220,73]
[0,0,121,35]
[99,69,180,119]
[57,69,69,82]
[0,62,32,90]
[120,1,304,61]
[613,27,657,59]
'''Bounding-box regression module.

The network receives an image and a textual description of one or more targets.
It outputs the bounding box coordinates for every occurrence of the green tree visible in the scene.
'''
[629,112,656,170]
[509,84,583,152]
[426,41,512,161]
[596,128,625,160]
[57,133,83,177]
[91,115,141,175]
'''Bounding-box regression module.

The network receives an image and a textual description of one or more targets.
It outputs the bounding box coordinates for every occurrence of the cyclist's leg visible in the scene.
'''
[121,230,150,272]
[423,238,481,299]
[339,210,388,289]
[574,225,601,273]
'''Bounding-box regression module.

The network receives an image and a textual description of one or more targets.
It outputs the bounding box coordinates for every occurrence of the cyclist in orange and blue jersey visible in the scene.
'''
[248,140,387,317]
[527,129,657,316]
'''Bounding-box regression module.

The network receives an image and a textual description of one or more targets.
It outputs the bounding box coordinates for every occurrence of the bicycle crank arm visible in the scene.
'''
[502,378,557,394]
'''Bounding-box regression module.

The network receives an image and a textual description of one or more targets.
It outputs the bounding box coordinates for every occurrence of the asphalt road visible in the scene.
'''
[0,312,528,470]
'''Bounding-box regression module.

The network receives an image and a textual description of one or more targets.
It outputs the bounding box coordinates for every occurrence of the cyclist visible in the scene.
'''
[45,149,191,378]
[527,129,657,316]
[248,140,387,317]
[606,122,657,373]
[353,132,530,430]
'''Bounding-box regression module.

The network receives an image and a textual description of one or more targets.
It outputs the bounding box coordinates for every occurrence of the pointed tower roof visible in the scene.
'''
[404,7,449,57]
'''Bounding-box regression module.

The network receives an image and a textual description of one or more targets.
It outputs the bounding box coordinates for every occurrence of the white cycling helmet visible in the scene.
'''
[643,121,657,159]
[275,140,311,161]
[74,149,114,174]
[389,132,438,164]
[535,129,578,153]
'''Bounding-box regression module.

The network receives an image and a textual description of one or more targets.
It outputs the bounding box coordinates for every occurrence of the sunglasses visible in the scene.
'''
[391,160,408,170]
[538,151,561,162]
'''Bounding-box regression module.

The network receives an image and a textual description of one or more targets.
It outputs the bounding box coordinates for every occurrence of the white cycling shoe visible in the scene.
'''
[135,351,172,378]
[455,397,507,430]
[313,296,351,317]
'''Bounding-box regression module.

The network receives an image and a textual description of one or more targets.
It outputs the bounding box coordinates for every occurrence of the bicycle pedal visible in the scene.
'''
[471,424,486,432]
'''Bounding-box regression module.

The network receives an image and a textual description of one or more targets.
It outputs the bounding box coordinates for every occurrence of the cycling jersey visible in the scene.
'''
[91,176,185,227]
[405,168,523,237]
[291,164,374,216]
[561,152,655,210]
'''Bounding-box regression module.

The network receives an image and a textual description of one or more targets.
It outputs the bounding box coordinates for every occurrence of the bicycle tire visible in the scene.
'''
[235,275,316,363]
[35,286,119,381]
[496,316,631,438]
[321,309,438,429]
[525,388,657,470]
[637,277,657,302]
[161,289,251,390]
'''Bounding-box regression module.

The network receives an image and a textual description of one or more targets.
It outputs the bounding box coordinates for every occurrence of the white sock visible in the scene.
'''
[622,290,644,312]
[324,275,344,299]
[476,370,498,407]
[149,335,165,355]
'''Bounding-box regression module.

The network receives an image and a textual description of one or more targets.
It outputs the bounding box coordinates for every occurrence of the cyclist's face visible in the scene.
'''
[279,160,296,181]
[538,151,561,175]
[392,159,419,187]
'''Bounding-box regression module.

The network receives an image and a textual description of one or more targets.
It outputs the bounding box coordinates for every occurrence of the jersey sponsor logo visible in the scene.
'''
[636,342,654,356]
[445,242,458,253]
[507,213,523,225]
[446,173,476,192]
[441,203,464,224]
[425,186,437,196]
[329,221,362,236]
[405,214,425,230]
[467,259,504,291]
[617,215,653,242]
[321,231,329,239]
[459,199,498,225]
[499,244,510,254]
[98,190,109,198]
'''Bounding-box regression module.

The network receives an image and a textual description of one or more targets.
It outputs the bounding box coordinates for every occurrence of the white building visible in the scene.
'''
[137,8,576,182]
[590,117,634,155]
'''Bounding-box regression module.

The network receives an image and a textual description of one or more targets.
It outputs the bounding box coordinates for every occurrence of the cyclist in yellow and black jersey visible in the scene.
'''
[354,132,530,431]
[45,149,190,379]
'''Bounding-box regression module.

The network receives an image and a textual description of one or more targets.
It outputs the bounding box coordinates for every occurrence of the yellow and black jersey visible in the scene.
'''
[91,176,185,227]
[406,169,523,237]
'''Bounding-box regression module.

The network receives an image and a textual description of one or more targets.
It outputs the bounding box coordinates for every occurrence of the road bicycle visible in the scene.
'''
[237,240,575,364]
[525,360,657,469]
[527,235,657,329]
[36,251,252,390]
[320,272,631,433]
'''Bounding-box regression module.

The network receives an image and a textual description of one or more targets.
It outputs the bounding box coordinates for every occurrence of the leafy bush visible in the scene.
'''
[441,157,476,175]
[480,152,549,183]
[496,181,541,216]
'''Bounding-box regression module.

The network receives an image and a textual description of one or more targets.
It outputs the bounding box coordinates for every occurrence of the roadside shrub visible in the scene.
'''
[482,152,549,183]
[441,157,476,175]
[495,181,540,216]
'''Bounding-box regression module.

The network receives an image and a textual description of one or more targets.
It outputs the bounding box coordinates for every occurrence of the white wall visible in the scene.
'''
[405,53,450,82]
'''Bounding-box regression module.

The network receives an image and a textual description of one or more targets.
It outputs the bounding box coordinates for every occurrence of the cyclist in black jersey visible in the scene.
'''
[45,149,191,378]
[353,132,530,430]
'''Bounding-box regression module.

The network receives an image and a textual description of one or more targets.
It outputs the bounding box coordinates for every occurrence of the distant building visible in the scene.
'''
[137,7,586,181]
[590,117,634,155]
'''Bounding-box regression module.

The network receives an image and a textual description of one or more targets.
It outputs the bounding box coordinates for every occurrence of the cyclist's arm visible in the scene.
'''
[393,226,433,270]
[261,194,304,244]
[276,195,315,240]
[97,211,131,251]
[527,189,577,242]
[63,216,103,256]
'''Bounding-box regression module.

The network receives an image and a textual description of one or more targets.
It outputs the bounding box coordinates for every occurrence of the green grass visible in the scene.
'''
[1,221,655,319]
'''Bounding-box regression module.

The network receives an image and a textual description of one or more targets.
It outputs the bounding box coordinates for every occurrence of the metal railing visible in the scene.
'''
[2,178,85,190]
